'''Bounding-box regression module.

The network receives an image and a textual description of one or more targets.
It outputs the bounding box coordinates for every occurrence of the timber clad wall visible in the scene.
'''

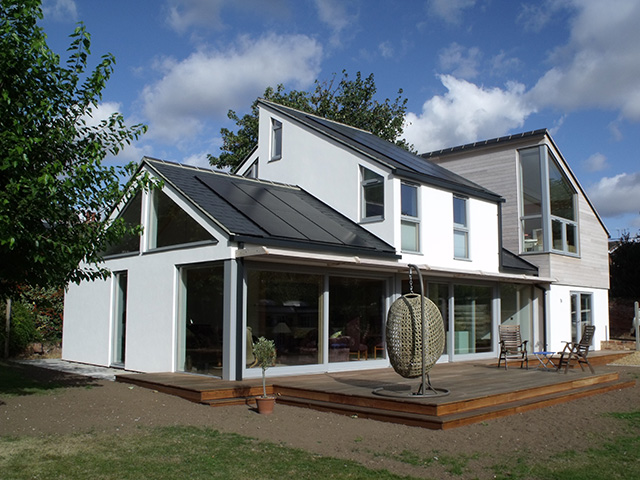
[427,136,609,290]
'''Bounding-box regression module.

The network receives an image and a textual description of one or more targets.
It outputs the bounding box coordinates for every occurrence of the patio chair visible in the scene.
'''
[556,325,596,374]
[498,325,528,370]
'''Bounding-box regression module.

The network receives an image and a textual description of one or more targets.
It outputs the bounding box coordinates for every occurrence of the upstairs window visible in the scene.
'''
[103,191,143,257]
[453,195,469,259]
[151,190,214,249]
[360,167,384,221]
[243,159,258,179]
[270,119,282,160]
[401,182,420,252]
[519,146,578,255]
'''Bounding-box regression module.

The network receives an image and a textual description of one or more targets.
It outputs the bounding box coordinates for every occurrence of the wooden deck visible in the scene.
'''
[116,351,635,430]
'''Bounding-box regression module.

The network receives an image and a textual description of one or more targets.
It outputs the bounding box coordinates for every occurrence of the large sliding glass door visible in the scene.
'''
[245,267,387,371]
[453,284,493,355]
[500,283,533,349]
[180,264,224,376]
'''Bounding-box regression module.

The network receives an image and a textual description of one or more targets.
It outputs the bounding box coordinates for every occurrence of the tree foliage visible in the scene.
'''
[208,70,412,169]
[0,0,151,297]
[610,232,640,299]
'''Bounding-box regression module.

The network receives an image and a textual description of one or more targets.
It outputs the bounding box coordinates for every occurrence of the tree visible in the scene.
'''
[208,70,412,169]
[610,232,640,299]
[0,0,151,299]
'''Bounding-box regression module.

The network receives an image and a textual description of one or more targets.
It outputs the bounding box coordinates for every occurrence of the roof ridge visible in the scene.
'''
[420,129,549,158]
[142,156,300,190]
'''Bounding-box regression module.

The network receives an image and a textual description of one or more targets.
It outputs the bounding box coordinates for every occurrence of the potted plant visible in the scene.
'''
[253,336,276,414]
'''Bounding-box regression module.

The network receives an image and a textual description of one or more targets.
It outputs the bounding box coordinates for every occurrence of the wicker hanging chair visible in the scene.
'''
[386,293,445,379]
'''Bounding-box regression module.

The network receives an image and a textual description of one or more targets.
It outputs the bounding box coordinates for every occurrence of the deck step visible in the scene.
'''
[277,378,635,430]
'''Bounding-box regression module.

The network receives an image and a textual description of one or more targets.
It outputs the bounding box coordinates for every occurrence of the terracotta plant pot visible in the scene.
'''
[256,396,276,415]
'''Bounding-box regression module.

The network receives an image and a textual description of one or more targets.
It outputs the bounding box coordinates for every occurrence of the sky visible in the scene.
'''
[38,0,640,238]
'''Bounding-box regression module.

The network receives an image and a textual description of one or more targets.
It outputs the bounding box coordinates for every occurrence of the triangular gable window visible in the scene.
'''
[103,191,142,256]
[154,190,214,249]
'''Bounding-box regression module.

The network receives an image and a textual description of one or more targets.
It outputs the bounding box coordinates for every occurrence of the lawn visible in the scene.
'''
[1,362,639,479]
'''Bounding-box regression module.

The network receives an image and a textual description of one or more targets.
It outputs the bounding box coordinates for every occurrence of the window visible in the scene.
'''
[151,190,214,249]
[401,182,419,252]
[519,147,578,254]
[453,196,469,259]
[103,191,142,256]
[243,159,258,178]
[270,119,282,160]
[360,167,384,220]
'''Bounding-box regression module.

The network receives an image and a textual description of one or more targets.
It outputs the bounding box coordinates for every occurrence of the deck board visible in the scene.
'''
[116,351,633,429]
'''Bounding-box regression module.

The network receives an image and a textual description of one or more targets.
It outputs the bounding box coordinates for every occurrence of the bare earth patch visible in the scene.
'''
[1,363,639,479]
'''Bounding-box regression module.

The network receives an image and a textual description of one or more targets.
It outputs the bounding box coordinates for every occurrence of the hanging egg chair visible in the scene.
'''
[374,264,449,397]
[386,293,445,378]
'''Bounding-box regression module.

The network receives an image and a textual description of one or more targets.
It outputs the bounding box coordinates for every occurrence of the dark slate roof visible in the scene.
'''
[420,129,549,159]
[500,248,539,276]
[143,158,398,259]
[258,100,503,203]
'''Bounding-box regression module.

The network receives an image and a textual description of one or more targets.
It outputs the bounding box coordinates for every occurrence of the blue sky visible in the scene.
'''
[40,0,640,238]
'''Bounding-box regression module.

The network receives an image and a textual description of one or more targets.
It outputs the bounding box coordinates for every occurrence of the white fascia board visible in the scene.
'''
[236,246,555,284]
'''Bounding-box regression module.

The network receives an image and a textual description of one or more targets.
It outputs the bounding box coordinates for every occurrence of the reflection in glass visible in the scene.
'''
[328,277,385,362]
[183,265,224,375]
[453,284,492,354]
[155,190,212,248]
[247,271,321,367]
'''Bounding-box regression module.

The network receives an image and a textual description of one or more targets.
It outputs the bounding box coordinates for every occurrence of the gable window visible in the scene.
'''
[151,190,214,249]
[360,167,384,221]
[453,195,469,259]
[103,191,142,257]
[401,182,419,252]
[519,146,578,255]
[270,119,282,160]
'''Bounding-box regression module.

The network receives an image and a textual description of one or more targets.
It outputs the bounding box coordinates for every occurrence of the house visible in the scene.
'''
[62,100,608,380]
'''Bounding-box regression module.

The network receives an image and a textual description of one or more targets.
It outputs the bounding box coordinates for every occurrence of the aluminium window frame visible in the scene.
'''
[400,181,420,253]
[360,166,384,222]
[453,194,470,260]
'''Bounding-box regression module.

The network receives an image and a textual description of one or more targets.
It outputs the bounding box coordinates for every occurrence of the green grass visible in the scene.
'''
[0,362,65,396]
[0,427,418,480]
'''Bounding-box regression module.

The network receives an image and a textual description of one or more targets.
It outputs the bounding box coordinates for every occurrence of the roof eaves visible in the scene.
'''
[231,234,400,259]
[395,168,504,203]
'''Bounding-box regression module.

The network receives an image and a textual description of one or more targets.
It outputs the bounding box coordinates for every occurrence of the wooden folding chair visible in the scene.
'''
[556,325,596,374]
[498,325,528,370]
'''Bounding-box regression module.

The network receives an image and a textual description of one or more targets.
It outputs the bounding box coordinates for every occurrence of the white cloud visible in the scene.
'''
[166,0,226,33]
[583,152,609,172]
[378,41,394,59]
[182,151,215,169]
[42,0,77,21]
[529,0,640,122]
[439,43,481,79]
[587,172,640,218]
[403,75,535,153]
[141,33,323,142]
[427,0,475,24]
[314,0,358,47]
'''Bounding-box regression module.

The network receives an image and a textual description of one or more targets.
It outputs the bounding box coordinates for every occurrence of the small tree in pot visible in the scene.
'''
[253,336,276,414]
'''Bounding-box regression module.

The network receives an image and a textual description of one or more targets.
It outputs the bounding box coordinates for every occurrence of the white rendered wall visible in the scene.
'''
[545,284,609,352]
[62,242,234,373]
[62,276,113,366]
[62,179,236,374]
